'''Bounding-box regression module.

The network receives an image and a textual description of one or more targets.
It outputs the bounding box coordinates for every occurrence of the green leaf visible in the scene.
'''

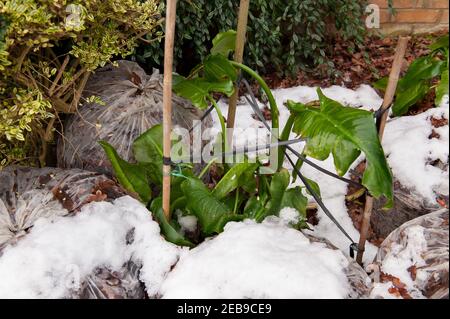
[150,198,194,247]
[268,169,307,218]
[281,187,308,216]
[289,89,393,207]
[436,68,449,105]
[303,177,321,197]
[254,169,307,222]
[243,196,266,219]
[99,141,152,203]
[212,162,259,200]
[373,77,388,91]
[392,81,430,116]
[132,124,163,185]
[210,30,237,56]
[430,34,449,52]
[204,54,237,82]
[172,75,234,109]
[181,178,244,235]
[400,56,445,86]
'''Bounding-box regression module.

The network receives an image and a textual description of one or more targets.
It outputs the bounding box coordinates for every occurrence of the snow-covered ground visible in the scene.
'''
[0,84,447,299]
[0,197,181,298]
[160,215,369,299]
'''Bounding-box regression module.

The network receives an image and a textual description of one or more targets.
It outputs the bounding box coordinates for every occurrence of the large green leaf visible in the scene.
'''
[212,162,259,200]
[436,67,449,105]
[210,30,237,56]
[181,178,244,235]
[150,198,194,247]
[204,54,237,82]
[392,81,430,116]
[288,89,393,206]
[99,141,152,203]
[172,75,234,109]
[132,124,163,185]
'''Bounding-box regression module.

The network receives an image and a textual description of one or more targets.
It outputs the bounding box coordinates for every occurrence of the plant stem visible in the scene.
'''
[230,62,279,130]
[278,114,295,169]
[207,95,227,152]
[233,190,240,214]
[198,158,217,179]
[231,61,283,170]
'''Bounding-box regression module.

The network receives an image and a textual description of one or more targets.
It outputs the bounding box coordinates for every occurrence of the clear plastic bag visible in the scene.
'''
[371,209,449,299]
[371,181,442,239]
[57,60,212,175]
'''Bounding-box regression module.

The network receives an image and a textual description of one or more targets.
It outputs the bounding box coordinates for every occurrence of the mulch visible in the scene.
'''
[264,30,447,91]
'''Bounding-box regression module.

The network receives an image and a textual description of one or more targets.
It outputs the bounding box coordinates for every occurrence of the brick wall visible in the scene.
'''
[370,0,448,34]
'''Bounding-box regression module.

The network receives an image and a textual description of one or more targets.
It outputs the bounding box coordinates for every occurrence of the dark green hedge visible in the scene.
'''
[135,0,367,77]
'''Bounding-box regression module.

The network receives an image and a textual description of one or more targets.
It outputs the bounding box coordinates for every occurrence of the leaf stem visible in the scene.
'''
[207,95,227,152]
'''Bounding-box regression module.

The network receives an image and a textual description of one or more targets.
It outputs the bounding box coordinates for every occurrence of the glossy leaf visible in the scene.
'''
[181,178,244,235]
[132,124,163,184]
[210,30,237,56]
[99,141,152,203]
[289,89,393,206]
[212,162,259,200]
[173,75,234,109]
[400,56,445,86]
[430,34,449,52]
[150,198,194,247]
[436,68,449,105]
[255,169,307,222]
[204,54,237,82]
[392,81,429,116]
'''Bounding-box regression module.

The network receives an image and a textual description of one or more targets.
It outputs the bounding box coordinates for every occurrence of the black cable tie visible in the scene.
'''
[349,243,359,259]
[162,156,172,166]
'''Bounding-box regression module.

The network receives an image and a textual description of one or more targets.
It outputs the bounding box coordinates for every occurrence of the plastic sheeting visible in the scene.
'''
[57,60,212,175]
[371,209,449,299]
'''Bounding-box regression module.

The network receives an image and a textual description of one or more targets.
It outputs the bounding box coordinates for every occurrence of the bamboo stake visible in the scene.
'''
[162,0,177,220]
[356,36,409,265]
[226,0,250,131]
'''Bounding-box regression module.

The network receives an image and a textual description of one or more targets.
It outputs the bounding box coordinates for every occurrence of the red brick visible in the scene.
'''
[380,9,392,23]
[441,10,449,23]
[370,0,389,8]
[426,0,449,9]
[394,9,441,23]
[392,0,417,8]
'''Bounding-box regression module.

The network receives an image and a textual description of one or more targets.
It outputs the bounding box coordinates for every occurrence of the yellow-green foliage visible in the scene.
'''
[0,0,161,167]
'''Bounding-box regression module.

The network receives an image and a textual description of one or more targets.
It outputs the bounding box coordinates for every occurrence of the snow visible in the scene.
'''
[0,196,181,298]
[160,218,355,299]
[279,207,301,225]
[382,97,449,203]
[176,211,198,235]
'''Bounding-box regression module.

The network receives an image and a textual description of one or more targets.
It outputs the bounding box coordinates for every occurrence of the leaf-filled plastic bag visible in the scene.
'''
[57,60,212,175]
[371,209,449,299]
[0,166,145,299]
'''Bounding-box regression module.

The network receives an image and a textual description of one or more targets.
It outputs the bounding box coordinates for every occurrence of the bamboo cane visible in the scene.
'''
[356,36,409,265]
[226,0,250,132]
[162,0,177,220]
